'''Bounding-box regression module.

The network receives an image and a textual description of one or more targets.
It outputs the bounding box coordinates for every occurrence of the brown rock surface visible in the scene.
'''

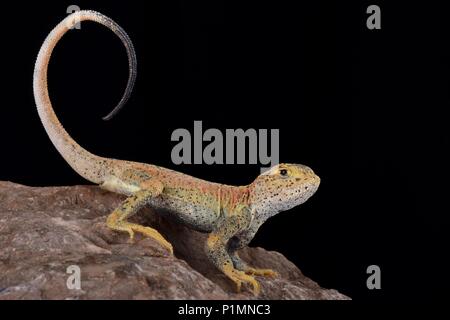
[0,181,350,300]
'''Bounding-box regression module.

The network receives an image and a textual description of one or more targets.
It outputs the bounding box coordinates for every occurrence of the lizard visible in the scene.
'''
[33,10,321,295]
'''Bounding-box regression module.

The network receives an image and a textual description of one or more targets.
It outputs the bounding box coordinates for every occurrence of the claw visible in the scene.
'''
[246,275,261,296]
[235,280,242,293]
[127,229,135,244]
[164,241,174,255]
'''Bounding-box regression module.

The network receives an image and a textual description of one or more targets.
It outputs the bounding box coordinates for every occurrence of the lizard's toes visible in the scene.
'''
[248,277,261,296]
[132,225,174,255]
[165,242,174,255]
[127,229,135,244]
[245,268,278,278]
[234,280,242,293]
[231,270,261,296]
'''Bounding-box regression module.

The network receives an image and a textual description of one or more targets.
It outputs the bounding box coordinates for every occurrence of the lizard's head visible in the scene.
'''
[249,163,320,217]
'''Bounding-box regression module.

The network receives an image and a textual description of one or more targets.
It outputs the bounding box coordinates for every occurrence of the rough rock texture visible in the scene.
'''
[0,181,350,300]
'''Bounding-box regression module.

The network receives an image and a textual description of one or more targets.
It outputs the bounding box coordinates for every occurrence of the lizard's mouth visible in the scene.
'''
[297,174,320,187]
[311,175,321,190]
[298,175,320,200]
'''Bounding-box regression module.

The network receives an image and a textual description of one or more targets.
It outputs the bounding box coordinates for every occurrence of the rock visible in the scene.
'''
[0,181,350,300]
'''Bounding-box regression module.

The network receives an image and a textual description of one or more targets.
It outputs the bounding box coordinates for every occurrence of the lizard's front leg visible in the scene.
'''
[205,207,261,295]
[106,178,173,254]
[228,229,278,278]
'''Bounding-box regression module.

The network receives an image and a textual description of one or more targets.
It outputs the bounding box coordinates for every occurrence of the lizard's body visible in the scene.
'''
[34,10,320,295]
[103,160,249,232]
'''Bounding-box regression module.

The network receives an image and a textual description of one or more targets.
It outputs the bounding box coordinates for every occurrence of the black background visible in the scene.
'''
[0,0,448,301]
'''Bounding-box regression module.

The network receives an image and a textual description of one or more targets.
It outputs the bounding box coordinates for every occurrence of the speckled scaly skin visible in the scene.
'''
[33,10,321,295]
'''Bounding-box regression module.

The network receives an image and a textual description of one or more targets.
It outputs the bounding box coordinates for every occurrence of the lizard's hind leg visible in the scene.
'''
[106,181,173,254]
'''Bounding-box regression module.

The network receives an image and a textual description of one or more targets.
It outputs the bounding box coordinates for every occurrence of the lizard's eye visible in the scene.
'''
[279,169,288,176]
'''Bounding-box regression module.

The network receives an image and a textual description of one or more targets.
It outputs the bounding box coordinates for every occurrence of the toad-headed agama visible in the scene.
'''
[33,10,320,295]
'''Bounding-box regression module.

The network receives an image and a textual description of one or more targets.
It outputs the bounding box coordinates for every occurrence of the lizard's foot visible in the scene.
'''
[105,188,172,254]
[129,224,174,255]
[245,268,278,278]
[107,213,173,254]
[223,265,261,296]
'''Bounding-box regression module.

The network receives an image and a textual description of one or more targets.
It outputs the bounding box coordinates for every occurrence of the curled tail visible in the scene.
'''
[33,10,137,184]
